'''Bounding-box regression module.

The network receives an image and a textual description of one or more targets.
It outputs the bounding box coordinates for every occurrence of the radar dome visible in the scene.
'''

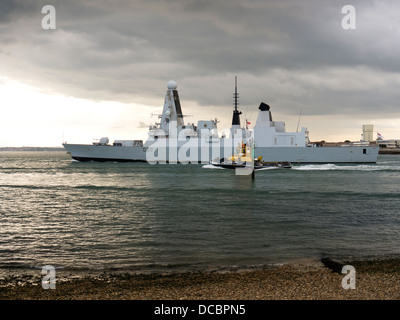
[167,80,177,90]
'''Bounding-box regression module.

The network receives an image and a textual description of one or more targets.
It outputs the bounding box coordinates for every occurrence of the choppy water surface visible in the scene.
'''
[1,151,400,275]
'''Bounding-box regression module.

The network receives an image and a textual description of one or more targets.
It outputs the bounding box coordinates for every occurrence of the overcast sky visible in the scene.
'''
[1,0,399,146]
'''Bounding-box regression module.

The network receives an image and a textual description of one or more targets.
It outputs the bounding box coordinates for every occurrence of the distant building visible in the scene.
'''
[373,130,400,153]
[362,124,374,142]
[310,125,399,152]
[377,139,400,148]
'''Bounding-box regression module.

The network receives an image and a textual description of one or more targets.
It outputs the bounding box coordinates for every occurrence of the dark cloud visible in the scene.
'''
[1,0,400,119]
[0,0,36,23]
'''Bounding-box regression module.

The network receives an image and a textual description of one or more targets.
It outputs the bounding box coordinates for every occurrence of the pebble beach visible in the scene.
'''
[1,258,400,300]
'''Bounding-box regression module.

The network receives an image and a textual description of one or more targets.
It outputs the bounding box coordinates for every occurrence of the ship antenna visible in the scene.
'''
[234,76,239,112]
[296,107,303,132]
[232,76,242,126]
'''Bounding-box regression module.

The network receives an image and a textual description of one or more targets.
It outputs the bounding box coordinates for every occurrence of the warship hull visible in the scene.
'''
[254,146,379,163]
[63,143,379,163]
[63,144,147,162]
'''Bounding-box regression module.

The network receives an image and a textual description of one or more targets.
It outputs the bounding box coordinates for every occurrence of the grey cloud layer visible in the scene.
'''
[1,0,399,117]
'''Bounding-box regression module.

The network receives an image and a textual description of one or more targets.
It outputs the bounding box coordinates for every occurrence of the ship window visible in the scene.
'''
[274,137,277,145]
[363,148,367,154]
[291,137,294,145]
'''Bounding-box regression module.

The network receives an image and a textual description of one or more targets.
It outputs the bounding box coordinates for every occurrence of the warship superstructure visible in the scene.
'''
[63,80,379,163]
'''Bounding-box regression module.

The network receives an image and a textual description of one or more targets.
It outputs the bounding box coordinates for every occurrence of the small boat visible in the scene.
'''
[254,156,292,169]
[210,159,246,169]
[211,159,292,170]
[211,144,292,170]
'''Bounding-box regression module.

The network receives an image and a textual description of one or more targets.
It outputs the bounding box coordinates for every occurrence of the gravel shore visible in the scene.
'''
[1,258,400,300]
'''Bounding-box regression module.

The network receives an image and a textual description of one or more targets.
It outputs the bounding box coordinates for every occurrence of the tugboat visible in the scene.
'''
[255,156,292,169]
[211,142,292,170]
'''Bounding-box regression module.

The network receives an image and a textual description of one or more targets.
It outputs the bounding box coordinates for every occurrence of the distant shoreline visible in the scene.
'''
[379,148,400,154]
[0,147,65,152]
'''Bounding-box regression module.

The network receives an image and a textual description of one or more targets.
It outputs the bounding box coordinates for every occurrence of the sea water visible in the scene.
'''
[1,151,400,275]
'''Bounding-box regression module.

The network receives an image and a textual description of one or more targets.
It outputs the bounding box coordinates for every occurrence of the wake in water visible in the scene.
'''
[202,164,225,169]
[204,163,400,172]
[293,163,400,171]
[254,167,278,171]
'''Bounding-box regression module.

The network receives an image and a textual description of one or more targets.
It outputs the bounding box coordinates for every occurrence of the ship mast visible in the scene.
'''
[234,76,239,112]
[231,76,242,128]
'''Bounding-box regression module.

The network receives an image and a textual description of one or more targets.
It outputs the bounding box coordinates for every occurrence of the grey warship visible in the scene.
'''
[63,80,379,163]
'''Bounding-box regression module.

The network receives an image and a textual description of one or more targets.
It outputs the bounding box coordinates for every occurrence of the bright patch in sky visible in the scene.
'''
[0,77,152,147]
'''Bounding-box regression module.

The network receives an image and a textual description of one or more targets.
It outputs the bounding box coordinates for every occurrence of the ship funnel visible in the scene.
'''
[258,102,272,122]
[255,102,273,127]
[259,102,270,111]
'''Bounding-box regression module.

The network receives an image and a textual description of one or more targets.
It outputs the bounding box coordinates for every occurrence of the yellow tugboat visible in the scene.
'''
[211,142,292,169]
